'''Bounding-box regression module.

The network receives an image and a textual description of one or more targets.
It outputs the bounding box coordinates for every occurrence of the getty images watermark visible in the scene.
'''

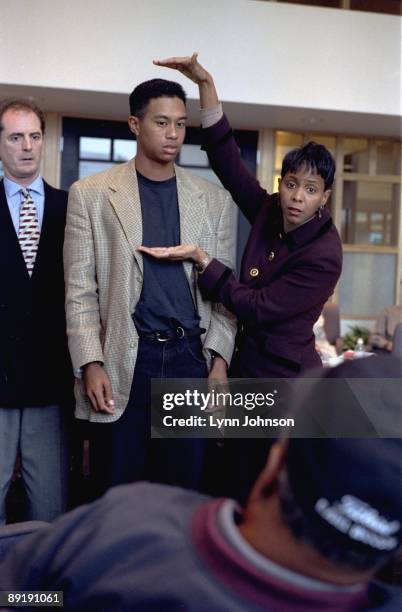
[151,379,296,438]
[150,377,402,439]
[161,388,294,430]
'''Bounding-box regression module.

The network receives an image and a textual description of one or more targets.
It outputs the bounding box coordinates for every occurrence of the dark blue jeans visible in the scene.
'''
[90,334,208,497]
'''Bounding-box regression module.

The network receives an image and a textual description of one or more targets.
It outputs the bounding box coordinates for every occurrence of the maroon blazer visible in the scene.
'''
[198,115,342,378]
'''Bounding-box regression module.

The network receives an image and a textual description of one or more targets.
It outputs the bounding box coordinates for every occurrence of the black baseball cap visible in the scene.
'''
[285,356,402,568]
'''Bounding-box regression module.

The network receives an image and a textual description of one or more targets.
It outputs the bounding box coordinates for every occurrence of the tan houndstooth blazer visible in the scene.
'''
[64,160,237,422]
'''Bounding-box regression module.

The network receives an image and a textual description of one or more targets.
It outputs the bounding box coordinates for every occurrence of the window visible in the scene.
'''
[340,252,397,317]
[376,140,401,175]
[343,139,368,173]
[342,181,399,246]
[61,118,135,189]
[337,136,401,317]
[273,132,304,191]
[77,137,137,179]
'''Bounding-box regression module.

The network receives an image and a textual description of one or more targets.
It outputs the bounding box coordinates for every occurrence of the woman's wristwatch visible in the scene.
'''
[195,253,212,273]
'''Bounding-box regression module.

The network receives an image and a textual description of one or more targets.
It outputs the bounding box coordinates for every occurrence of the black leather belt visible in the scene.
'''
[138,326,204,342]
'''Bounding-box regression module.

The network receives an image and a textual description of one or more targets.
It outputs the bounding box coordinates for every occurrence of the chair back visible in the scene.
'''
[322,303,341,346]
[392,322,402,358]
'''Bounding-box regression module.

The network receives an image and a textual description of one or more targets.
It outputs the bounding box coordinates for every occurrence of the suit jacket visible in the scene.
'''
[64,160,236,422]
[0,180,71,406]
[199,115,343,378]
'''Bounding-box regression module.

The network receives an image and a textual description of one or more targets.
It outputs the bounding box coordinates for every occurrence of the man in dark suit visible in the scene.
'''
[0,98,71,523]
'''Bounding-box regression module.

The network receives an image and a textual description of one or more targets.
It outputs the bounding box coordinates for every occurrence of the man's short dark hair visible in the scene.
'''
[0,98,46,134]
[129,79,187,119]
[281,141,335,190]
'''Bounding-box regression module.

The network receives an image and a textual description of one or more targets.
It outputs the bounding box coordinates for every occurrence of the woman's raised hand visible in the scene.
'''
[153,52,210,84]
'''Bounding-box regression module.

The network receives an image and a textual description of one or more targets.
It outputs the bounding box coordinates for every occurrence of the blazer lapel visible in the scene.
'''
[108,160,143,274]
[175,166,207,284]
[32,181,53,280]
[0,180,31,282]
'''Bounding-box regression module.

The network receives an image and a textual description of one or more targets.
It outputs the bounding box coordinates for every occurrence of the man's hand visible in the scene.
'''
[207,355,229,413]
[206,356,229,436]
[153,52,210,84]
[83,362,115,414]
[209,355,228,382]
[137,244,207,265]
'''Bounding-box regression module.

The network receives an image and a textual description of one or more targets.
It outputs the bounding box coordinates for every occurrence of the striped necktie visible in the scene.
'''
[18,188,41,276]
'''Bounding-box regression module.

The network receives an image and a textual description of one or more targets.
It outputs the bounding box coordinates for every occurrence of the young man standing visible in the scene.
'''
[64,79,236,495]
[0,99,71,523]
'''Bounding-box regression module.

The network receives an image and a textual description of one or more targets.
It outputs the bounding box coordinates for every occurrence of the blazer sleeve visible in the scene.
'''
[200,189,237,367]
[198,252,341,328]
[63,183,104,372]
[202,114,268,224]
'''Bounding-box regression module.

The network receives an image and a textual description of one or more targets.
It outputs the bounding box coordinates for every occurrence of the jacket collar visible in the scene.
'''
[175,165,207,282]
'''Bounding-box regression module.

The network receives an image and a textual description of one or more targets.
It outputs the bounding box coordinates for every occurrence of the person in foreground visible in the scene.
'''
[1,357,401,612]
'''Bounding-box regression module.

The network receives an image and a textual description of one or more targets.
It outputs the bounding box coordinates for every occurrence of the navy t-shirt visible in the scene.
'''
[133,171,200,334]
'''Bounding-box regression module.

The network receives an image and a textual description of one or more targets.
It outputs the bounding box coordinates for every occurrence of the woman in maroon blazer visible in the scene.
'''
[140,54,342,380]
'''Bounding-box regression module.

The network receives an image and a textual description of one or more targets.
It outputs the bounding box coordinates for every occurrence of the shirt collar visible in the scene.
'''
[4,175,44,198]
[217,499,362,594]
[192,498,369,611]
